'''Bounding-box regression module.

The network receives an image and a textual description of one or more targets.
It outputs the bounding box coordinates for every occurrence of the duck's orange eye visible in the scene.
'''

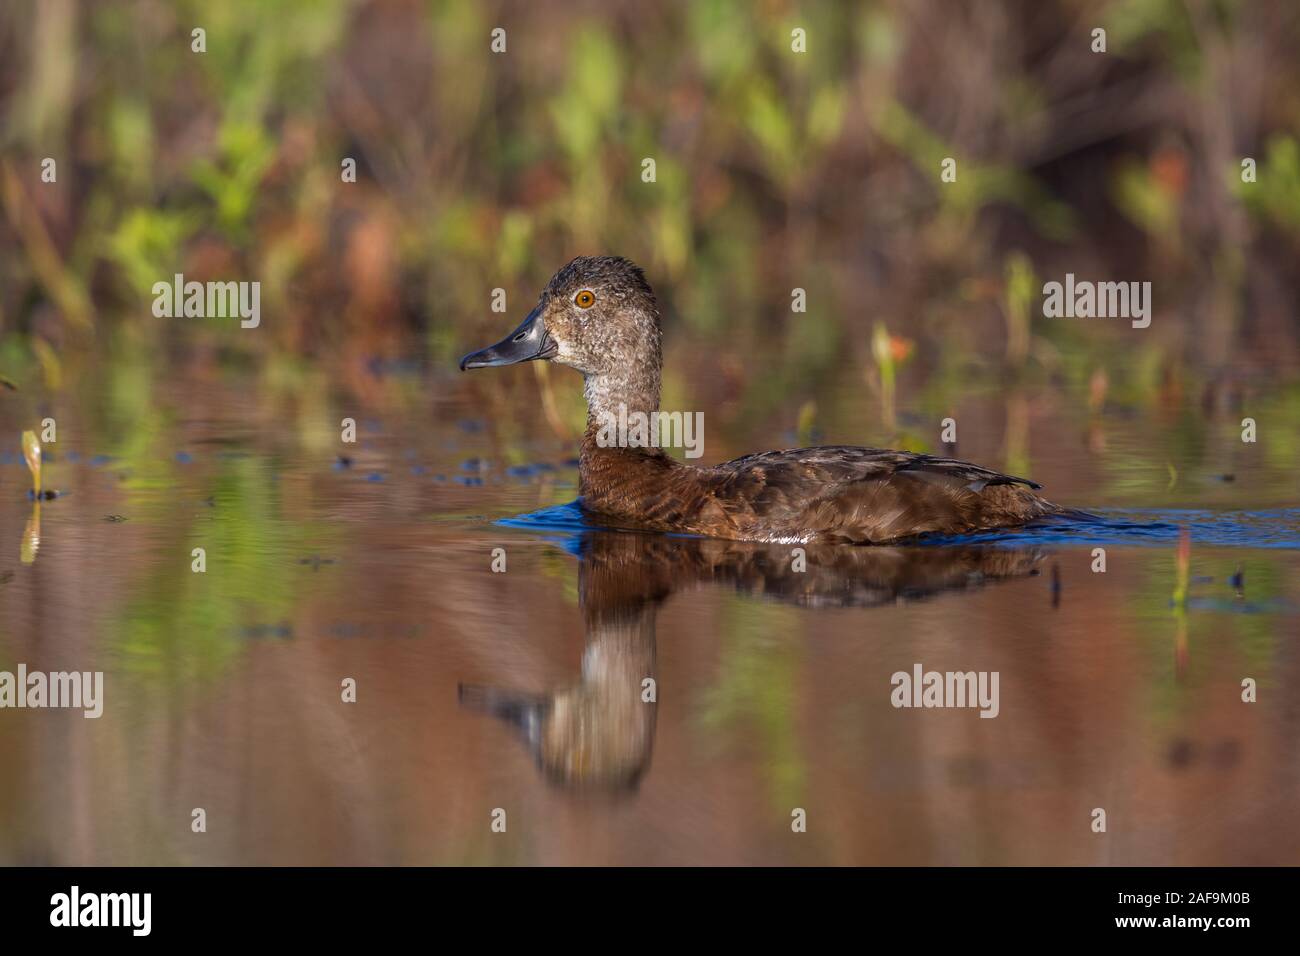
[574,290,596,309]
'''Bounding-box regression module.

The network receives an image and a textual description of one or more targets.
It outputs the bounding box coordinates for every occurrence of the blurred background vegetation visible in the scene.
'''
[0,0,1298,479]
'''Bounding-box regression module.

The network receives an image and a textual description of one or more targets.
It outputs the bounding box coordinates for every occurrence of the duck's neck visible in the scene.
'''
[579,369,677,505]
[583,368,661,431]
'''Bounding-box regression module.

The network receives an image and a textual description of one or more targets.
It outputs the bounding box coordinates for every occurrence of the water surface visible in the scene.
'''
[1,367,1297,865]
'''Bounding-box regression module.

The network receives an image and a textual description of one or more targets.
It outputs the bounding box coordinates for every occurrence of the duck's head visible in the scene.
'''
[458,680,655,795]
[459,255,661,381]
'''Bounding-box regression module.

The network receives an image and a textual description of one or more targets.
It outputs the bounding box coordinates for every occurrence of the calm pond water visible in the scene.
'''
[0,358,1297,866]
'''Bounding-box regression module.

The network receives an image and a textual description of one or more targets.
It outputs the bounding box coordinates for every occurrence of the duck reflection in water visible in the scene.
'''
[459,533,1045,794]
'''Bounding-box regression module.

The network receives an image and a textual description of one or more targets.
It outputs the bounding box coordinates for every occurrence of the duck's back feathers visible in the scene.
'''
[717,446,1040,490]
[687,446,1059,544]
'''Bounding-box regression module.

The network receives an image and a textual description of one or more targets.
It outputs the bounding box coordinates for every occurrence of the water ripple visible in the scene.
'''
[499,502,1300,550]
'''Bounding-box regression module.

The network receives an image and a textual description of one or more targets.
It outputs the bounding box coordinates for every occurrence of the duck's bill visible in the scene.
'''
[459,306,557,370]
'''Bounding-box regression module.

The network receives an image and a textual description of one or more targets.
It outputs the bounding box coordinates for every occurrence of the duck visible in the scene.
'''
[460,256,1065,544]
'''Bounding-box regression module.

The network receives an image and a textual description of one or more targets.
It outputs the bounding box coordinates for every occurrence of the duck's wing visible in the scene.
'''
[718,446,1041,489]
[705,446,1056,543]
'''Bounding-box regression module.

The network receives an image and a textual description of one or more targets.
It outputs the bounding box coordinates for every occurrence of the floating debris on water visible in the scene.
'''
[175,451,194,463]
[103,514,128,523]
[334,455,353,470]
[365,472,385,482]
[298,555,337,571]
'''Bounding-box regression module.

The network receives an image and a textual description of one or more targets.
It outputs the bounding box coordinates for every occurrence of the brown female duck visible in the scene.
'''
[460,256,1064,544]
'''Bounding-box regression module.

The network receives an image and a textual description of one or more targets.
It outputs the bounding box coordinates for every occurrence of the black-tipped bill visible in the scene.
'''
[459,306,556,370]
